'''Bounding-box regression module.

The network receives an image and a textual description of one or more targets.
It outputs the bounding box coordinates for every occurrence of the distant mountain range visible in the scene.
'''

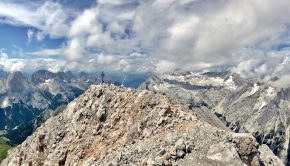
[0,70,100,143]
[140,71,290,165]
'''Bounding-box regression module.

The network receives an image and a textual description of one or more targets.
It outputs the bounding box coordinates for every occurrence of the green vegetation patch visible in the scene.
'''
[0,139,12,162]
[0,131,7,136]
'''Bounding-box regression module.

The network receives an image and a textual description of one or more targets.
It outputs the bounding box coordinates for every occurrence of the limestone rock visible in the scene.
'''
[1,84,284,166]
[139,71,290,165]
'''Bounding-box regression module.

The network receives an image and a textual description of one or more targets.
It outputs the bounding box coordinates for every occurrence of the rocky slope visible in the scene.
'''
[2,84,283,166]
[139,71,290,165]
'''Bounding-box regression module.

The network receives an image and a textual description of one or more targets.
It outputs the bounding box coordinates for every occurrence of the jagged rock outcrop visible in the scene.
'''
[2,84,283,166]
[139,71,290,165]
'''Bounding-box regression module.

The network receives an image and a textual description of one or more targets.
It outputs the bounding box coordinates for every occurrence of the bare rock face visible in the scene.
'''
[139,71,290,165]
[1,84,283,166]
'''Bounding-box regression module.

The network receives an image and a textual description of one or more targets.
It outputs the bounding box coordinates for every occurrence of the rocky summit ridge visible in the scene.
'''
[139,71,290,165]
[2,84,283,166]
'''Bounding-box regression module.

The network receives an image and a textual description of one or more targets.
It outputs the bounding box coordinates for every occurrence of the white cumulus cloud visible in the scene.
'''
[0,0,290,80]
[0,50,26,72]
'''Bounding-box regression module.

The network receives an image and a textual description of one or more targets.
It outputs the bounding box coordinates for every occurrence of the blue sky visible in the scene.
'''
[0,24,64,57]
[0,0,289,83]
[0,0,95,57]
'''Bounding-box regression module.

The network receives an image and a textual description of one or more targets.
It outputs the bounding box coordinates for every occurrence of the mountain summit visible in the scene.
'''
[2,84,283,165]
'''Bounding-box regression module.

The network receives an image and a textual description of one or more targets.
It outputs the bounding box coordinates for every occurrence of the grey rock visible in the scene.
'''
[139,71,290,165]
[175,139,186,151]
[97,107,107,122]
[1,84,284,166]
[186,143,195,153]
[176,150,185,158]
[157,148,166,157]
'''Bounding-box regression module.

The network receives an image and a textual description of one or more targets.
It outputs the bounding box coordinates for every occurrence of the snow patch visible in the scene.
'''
[163,75,186,82]
[193,77,225,86]
[249,83,259,96]
[12,126,19,130]
[153,85,159,90]
[45,79,53,83]
[266,87,275,97]
[259,100,267,110]
[224,76,237,90]
[162,73,237,91]
[1,97,10,108]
